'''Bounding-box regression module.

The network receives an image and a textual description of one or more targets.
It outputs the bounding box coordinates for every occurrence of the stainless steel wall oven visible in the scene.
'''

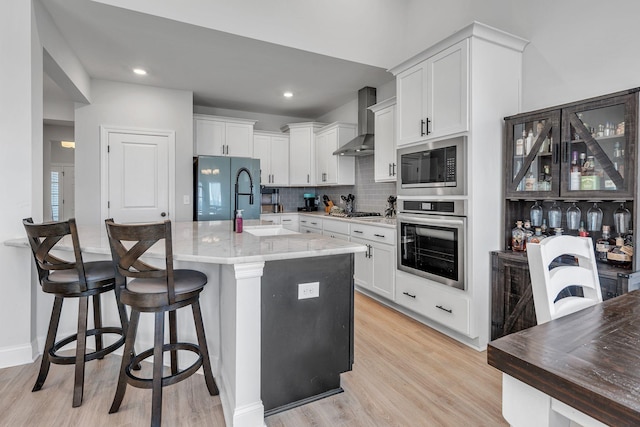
[397,199,466,290]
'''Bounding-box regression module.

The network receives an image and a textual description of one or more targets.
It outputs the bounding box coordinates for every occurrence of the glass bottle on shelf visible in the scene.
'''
[570,151,581,191]
[613,141,624,178]
[524,171,536,191]
[540,219,548,236]
[529,228,545,244]
[566,202,581,231]
[548,201,562,229]
[578,221,587,237]
[512,221,526,252]
[530,201,543,227]
[586,202,603,232]
[515,131,524,156]
[613,202,631,236]
[595,225,614,263]
[523,220,533,245]
[581,156,600,190]
[525,130,534,155]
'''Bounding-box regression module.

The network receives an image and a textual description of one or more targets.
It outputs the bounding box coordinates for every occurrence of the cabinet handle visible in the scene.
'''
[389,163,393,176]
[282,219,291,222]
[301,220,307,224]
[374,233,385,238]
[368,244,372,258]
[426,118,431,135]
[403,291,416,299]
[307,174,310,183]
[221,145,225,155]
[563,140,570,164]
[420,119,426,137]
[552,140,559,164]
[353,230,363,234]
[311,222,318,225]
[436,305,453,314]
[392,163,396,176]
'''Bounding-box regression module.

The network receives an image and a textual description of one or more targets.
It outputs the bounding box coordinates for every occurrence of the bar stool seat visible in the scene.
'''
[105,218,218,427]
[23,218,127,408]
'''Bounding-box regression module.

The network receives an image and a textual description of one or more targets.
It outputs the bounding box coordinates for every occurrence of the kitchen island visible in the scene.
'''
[6,220,366,427]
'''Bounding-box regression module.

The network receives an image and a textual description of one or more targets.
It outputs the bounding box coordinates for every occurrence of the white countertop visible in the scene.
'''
[5,220,366,264]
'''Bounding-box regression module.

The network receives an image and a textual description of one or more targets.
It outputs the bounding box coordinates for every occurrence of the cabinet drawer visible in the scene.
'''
[260,214,281,225]
[299,216,322,231]
[279,214,299,224]
[350,223,396,245]
[323,218,350,235]
[396,273,470,335]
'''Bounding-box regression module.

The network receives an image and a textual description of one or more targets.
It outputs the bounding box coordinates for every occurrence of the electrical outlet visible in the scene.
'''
[298,282,320,300]
[183,195,190,205]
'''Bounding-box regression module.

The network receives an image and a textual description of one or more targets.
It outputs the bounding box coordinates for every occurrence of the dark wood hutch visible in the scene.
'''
[491,88,640,341]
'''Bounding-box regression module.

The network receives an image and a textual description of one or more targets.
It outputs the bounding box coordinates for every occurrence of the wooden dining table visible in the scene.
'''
[487,289,640,427]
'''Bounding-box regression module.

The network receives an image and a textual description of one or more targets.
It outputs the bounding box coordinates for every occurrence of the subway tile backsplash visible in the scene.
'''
[264,155,396,214]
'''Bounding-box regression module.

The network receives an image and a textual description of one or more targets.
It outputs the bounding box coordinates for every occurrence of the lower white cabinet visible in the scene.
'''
[279,214,299,232]
[351,223,396,300]
[299,216,322,234]
[322,218,350,241]
[395,270,470,335]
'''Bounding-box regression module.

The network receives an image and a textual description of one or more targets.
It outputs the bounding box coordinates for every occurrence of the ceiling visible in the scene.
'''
[40,0,394,119]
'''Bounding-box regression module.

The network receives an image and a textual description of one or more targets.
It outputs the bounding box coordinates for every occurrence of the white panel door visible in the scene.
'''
[108,132,169,223]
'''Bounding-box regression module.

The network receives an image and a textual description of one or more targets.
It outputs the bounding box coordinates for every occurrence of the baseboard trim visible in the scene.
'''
[0,341,37,369]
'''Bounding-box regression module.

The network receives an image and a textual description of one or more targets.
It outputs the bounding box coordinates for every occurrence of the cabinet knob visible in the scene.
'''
[160,212,167,217]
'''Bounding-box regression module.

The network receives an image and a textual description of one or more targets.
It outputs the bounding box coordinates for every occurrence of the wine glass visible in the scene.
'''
[548,201,562,229]
[530,201,543,227]
[586,202,603,232]
[614,202,631,235]
[566,202,581,231]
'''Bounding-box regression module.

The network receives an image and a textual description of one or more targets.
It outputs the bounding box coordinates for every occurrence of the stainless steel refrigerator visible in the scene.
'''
[193,156,261,221]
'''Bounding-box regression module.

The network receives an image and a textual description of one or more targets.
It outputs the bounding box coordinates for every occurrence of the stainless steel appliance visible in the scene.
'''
[397,136,466,197]
[193,156,260,221]
[397,199,466,289]
[333,87,376,156]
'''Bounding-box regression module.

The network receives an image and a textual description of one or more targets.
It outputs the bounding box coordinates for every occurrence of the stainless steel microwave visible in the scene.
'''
[397,136,466,197]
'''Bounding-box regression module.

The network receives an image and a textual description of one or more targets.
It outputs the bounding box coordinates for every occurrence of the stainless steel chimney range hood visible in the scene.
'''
[333,87,376,156]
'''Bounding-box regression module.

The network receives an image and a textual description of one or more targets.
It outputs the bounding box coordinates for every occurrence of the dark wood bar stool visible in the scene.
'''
[104,219,218,427]
[23,218,127,407]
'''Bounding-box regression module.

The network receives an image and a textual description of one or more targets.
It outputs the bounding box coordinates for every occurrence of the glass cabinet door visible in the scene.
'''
[505,111,561,198]
[561,92,636,198]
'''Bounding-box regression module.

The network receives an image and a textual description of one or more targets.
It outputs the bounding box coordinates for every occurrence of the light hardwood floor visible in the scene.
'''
[0,292,507,426]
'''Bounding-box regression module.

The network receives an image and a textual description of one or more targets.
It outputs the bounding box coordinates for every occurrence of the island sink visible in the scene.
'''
[244,225,300,236]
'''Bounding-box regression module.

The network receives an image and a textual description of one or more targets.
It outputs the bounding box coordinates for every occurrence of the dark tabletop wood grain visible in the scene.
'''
[487,290,640,427]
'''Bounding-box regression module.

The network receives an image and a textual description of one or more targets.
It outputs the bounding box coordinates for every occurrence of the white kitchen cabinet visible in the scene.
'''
[315,122,356,186]
[194,114,256,157]
[369,97,397,182]
[253,131,289,186]
[260,214,281,225]
[282,122,325,186]
[393,39,469,146]
[298,215,322,234]
[322,217,350,241]
[388,22,528,348]
[351,223,396,300]
[396,270,470,335]
[279,214,299,232]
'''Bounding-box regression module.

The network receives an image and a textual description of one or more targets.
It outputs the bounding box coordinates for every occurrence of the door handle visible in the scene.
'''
[160,212,167,217]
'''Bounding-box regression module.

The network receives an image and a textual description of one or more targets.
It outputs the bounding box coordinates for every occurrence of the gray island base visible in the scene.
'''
[261,254,354,415]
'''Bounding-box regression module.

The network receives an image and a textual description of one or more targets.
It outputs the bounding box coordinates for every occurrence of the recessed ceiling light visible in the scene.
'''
[283,91,293,98]
[133,68,147,76]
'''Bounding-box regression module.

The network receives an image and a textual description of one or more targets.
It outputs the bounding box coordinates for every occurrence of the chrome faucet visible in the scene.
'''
[234,167,254,231]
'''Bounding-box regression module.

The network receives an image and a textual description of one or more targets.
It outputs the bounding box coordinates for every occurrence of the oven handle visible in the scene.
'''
[398,214,466,228]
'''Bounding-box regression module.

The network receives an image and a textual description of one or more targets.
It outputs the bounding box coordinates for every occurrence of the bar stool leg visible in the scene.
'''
[169,310,178,375]
[151,311,165,427]
[110,309,140,414]
[73,295,89,407]
[93,294,104,357]
[33,296,64,392]
[192,299,218,396]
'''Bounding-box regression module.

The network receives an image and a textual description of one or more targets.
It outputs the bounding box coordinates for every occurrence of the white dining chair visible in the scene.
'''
[526,235,603,324]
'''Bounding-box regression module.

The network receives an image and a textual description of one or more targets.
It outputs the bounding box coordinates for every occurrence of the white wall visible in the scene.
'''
[43,124,74,221]
[515,0,640,111]
[74,80,193,224]
[0,0,43,367]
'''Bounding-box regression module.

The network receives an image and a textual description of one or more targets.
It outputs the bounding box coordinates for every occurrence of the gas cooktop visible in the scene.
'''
[328,211,382,218]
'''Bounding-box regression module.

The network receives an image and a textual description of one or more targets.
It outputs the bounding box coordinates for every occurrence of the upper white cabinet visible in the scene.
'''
[368,97,397,182]
[282,122,325,187]
[253,131,289,186]
[315,122,356,186]
[393,39,469,146]
[194,114,256,157]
